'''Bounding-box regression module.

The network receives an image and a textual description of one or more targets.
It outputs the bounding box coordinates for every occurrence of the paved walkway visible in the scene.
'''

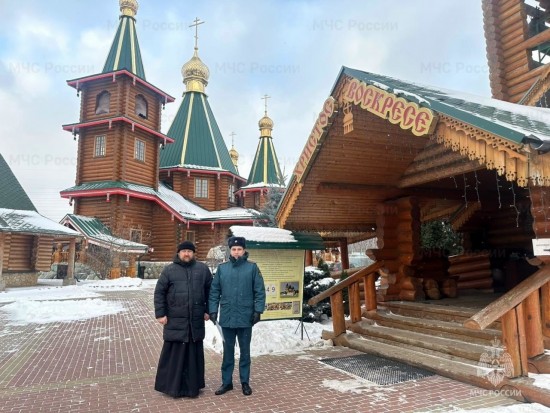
[0,287,529,412]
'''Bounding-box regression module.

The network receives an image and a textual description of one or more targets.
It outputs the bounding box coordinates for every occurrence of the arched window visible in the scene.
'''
[95,91,110,115]
[135,95,148,119]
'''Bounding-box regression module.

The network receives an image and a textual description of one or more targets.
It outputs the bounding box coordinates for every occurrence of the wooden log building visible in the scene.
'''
[60,2,284,270]
[0,154,80,291]
[277,0,550,405]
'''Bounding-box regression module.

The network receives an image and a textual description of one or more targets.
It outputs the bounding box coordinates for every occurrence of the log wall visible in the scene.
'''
[6,234,33,271]
[368,197,424,301]
[448,252,493,291]
[80,76,162,131]
[78,124,159,187]
[483,0,549,102]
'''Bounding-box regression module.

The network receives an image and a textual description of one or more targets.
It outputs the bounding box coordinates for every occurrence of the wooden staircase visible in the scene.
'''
[333,300,503,388]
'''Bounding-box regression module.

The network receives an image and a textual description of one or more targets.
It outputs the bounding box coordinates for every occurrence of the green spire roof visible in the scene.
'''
[160,91,237,174]
[247,106,283,186]
[102,5,146,79]
[247,135,284,186]
[0,154,36,211]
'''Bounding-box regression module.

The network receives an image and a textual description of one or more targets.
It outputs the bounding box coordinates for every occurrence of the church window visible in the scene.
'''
[130,229,142,243]
[134,139,146,162]
[95,91,110,115]
[228,184,235,203]
[94,135,106,157]
[135,95,148,119]
[195,178,208,198]
[185,231,195,244]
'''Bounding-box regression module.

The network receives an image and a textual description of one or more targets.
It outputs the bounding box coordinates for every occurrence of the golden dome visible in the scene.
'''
[229,146,239,169]
[120,0,138,17]
[181,49,210,93]
[258,113,274,137]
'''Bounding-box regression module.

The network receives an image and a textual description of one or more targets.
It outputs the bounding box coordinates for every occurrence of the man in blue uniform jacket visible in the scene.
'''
[209,236,266,396]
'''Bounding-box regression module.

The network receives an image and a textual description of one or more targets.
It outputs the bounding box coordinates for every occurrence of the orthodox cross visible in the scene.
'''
[261,94,271,114]
[189,17,205,50]
[229,131,236,147]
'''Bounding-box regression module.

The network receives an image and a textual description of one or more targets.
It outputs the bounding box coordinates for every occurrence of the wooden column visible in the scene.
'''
[523,290,544,357]
[349,282,362,323]
[542,282,550,341]
[501,306,529,378]
[0,233,5,291]
[339,238,349,270]
[305,250,313,267]
[364,273,377,312]
[110,254,121,279]
[63,238,77,286]
[330,291,346,336]
[127,255,136,277]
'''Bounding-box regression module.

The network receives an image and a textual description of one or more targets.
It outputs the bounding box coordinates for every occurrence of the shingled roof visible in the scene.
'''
[0,154,36,212]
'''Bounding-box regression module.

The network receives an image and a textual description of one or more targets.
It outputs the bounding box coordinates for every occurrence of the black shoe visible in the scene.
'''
[215,383,233,395]
[242,383,252,396]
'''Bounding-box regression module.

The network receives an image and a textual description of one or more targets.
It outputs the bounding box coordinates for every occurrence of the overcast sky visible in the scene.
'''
[0,1,490,221]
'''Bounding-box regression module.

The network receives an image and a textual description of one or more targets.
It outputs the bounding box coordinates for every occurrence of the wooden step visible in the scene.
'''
[332,331,550,407]
[367,310,501,346]
[349,320,493,362]
[379,300,501,329]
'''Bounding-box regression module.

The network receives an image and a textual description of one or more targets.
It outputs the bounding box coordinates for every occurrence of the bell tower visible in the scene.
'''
[61,0,174,235]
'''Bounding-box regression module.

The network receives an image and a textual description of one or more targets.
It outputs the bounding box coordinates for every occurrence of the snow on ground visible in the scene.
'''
[416,403,550,412]
[0,278,333,356]
[2,278,550,412]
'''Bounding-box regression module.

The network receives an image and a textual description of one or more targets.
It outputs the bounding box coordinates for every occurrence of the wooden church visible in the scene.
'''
[276,0,550,404]
[59,1,283,265]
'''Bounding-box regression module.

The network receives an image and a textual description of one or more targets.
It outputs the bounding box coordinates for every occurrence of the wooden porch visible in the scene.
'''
[310,262,550,407]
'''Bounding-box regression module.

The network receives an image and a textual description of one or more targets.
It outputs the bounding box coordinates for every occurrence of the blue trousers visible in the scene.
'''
[221,327,252,385]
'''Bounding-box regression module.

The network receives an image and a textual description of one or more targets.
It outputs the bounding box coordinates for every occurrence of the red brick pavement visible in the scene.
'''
[0,288,526,412]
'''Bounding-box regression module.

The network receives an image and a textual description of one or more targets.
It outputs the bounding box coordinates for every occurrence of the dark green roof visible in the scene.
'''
[0,154,36,211]
[62,214,148,252]
[340,67,550,144]
[102,15,146,79]
[160,91,238,174]
[247,136,284,186]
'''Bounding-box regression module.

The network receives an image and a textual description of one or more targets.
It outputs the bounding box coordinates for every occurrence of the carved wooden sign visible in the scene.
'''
[342,78,437,137]
[293,96,337,183]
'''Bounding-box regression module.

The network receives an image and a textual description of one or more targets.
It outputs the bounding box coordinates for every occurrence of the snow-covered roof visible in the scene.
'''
[239,182,286,190]
[0,208,80,237]
[229,225,324,249]
[61,180,259,223]
[61,214,148,253]
[341,67,550,144]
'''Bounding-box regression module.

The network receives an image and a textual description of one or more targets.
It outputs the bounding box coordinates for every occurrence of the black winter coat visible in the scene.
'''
[154,256,213,342]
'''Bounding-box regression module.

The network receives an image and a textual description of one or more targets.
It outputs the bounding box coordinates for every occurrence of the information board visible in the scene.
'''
[247,249,305,320]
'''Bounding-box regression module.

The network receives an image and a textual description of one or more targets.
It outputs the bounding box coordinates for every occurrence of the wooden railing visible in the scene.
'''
[464,265,550,378]
[308,261,385,336]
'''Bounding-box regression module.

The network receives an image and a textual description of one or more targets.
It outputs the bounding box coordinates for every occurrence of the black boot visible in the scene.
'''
[242,383,252,396]
[215,383,233,395]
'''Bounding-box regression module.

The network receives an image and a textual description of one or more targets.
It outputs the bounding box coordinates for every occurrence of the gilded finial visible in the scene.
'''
[182,17,210,93]
[120,0,138,17]
[229,132,239,169]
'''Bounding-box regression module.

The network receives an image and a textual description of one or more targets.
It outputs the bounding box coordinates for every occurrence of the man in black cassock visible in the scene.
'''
[154,241,213,398]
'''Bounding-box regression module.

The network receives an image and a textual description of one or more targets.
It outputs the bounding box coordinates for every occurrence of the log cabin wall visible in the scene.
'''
[35,236,54,272]
[77,125,116,184]
[483,0,550,102]
[6,234,33,271]
[150,204,178,261]
[77,124,159,187]
[76,196,154,242]
[368,197,423,301]
[189,173,217,210]
[80,77,161,131]
[2,233,9,270]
